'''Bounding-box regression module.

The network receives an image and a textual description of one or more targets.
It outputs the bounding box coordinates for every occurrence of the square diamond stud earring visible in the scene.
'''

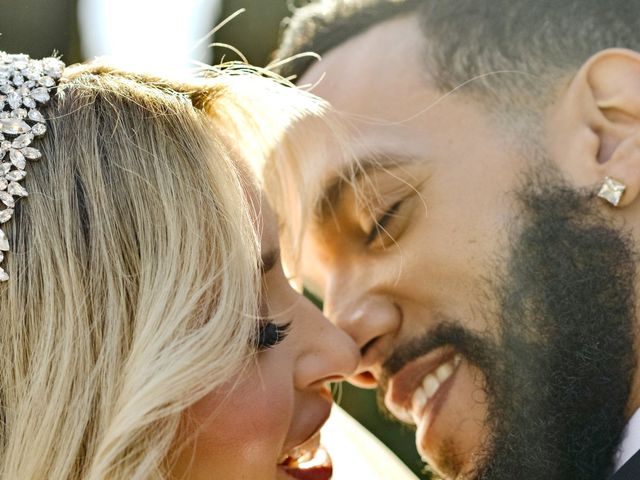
[597,177,626,207]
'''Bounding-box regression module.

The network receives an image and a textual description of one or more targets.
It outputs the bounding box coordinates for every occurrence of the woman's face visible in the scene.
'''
[170,197,360,480]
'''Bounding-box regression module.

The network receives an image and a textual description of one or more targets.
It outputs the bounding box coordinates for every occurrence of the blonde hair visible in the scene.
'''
[0,63,274,479]
[201,70,352,278]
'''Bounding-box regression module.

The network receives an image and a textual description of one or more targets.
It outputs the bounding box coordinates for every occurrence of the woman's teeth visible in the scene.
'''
[278,433,322,466]
[278,440,333,480]
[410,354,461,422]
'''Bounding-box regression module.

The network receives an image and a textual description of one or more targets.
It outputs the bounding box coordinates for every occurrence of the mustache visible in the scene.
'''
[377,321,498,412]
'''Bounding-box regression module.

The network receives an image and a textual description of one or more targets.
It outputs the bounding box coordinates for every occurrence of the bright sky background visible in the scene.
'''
[78,0,223,76]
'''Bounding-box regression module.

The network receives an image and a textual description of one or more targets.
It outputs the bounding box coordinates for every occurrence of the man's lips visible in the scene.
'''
[385,346,461,424]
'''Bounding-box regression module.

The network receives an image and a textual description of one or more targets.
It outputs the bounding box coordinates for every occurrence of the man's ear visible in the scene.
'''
[547,48,640,207]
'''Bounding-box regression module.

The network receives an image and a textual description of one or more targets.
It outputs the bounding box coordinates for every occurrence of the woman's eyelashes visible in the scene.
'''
[256,320,292,350]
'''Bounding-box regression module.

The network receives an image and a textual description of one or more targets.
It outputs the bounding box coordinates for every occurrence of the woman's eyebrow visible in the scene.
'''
[260,247,280,274]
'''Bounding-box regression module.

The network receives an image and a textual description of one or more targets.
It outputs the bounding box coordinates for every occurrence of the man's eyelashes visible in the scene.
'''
[366,200,404,245]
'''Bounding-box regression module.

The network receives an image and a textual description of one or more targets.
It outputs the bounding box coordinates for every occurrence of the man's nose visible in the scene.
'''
[327,295,400,350]
[324,277,402,382]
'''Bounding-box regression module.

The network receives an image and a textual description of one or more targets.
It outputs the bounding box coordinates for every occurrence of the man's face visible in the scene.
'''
[290,13,637,480]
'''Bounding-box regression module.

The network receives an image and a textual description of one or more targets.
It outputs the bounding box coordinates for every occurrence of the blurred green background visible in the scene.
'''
[0,1,427,477]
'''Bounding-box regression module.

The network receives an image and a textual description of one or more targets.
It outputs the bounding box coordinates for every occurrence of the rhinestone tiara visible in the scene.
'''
[0,52,64,282]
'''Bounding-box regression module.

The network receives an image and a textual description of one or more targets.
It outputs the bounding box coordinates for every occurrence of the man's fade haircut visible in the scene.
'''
[275,0,640,112]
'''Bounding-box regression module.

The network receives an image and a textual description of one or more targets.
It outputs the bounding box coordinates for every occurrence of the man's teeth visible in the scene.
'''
[410,354,461,420]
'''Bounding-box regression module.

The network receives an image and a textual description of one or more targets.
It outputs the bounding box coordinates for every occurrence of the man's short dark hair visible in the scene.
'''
[275,0,422,80]
[275,0,640,111]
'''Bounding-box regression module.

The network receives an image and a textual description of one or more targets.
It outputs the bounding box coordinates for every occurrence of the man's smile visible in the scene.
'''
[384,347,463,451]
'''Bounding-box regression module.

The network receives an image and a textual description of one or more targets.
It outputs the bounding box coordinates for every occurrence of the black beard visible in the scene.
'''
[382,168,637,480]
[475,170,637,479]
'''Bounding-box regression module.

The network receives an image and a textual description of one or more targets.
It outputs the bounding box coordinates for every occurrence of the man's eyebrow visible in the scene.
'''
[260,247,280,274]
[313,154,418,223]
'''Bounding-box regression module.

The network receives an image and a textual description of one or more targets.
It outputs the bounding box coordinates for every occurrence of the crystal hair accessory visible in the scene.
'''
[0,52,64,282]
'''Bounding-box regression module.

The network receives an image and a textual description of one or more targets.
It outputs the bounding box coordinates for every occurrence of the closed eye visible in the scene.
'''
[366,200,403,245]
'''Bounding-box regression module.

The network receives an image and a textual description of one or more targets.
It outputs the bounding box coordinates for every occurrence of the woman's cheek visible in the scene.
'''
[176,362,295,478]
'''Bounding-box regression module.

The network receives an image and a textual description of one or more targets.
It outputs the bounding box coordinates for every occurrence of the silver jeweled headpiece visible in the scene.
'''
[0,52,64,282]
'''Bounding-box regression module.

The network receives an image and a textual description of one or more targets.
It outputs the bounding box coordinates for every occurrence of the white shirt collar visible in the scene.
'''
[614,408,640,471]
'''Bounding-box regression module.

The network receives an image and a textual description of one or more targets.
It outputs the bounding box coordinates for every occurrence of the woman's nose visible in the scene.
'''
[294,297,360,389]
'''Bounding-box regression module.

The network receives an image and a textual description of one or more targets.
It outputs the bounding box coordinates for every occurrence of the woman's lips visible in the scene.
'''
[281,465,332,480]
